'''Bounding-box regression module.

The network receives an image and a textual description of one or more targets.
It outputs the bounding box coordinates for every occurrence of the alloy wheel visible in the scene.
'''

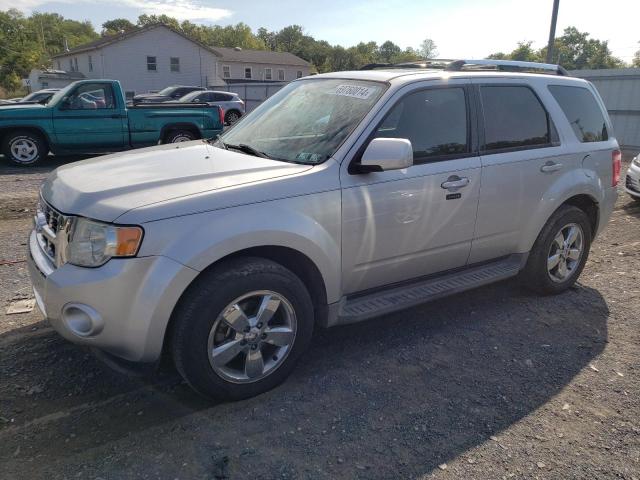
[547,223,584,283]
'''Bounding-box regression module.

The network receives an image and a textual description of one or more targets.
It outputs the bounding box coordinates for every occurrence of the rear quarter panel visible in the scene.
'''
[127,106,222,147]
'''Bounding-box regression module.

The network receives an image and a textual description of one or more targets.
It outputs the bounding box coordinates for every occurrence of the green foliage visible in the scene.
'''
[101,18,136,36]
[489,27,625,70]
[0,9,97,90]
[632,42,640,68]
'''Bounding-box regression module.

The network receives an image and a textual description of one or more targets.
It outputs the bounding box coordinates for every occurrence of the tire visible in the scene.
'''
[165,129,197,143]
[2,130,47,167]
[171,257,314,401]
[224,110,241,125]
[521,205,592,295]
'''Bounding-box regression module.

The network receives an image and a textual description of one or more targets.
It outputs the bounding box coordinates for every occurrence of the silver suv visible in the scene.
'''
[28,60,620,400]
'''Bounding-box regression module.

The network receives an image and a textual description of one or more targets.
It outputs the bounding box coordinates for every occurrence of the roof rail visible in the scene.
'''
[359,59,569,76]
[446,59,569,76]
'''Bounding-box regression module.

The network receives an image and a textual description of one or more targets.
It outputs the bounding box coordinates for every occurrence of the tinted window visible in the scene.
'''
[548,85,608,142]
[481,86,550,151]
[374,87,468,160]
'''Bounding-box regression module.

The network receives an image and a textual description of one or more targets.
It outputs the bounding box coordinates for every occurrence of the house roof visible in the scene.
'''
[36,69,85,80]
[211,47,310,66]
[52,24,310,67]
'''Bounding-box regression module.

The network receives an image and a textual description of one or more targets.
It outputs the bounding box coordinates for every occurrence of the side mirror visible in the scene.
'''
[355,138,413,173]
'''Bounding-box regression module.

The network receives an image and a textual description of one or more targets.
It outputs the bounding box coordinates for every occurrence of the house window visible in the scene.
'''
[296,70,303,79]
[41,82,49,88]
[277,69,285,81]
[244,67,252,79]
[170,57,180,72]
[88,55,93,72]
[264,68,272,80]
[74,58,78,72]
[222,65,230,78]
[147,56,157,71]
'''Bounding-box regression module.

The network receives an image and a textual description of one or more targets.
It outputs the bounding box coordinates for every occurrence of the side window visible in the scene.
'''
[373,87,469,161]
[146,56,157,71]
[65,84,115,110]
[548,85,608,142]
[480,85,550,151]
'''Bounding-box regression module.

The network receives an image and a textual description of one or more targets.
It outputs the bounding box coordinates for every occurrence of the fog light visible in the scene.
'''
[62,303,103,337]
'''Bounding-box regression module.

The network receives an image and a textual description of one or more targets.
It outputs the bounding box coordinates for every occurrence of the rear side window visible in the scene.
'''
[548,85,608,142]
[480,85,550,151]
[374,87,469,161]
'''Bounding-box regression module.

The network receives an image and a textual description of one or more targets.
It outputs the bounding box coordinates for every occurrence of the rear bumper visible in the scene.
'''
[27,230,198,362]
[625,162,640,198]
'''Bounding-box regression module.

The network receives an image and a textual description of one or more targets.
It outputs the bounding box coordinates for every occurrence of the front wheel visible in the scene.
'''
[171,258,314,401]
[3,130,47,166]
[521,205,592,295]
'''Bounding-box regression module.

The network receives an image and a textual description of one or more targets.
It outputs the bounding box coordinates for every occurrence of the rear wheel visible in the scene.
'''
[224,110,241,125]
[3,130,47,166]
[165,129,197,143]
[171,257,314,401]
[521,205,592,295]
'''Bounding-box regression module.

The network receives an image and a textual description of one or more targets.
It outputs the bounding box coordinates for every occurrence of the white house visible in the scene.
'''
[49,24,312,98]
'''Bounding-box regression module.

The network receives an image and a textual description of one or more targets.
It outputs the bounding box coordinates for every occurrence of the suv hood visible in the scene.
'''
[41,141,313,223]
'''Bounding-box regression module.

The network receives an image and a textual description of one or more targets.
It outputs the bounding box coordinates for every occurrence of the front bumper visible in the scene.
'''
[27,230,198,362]
[625,161,640,198]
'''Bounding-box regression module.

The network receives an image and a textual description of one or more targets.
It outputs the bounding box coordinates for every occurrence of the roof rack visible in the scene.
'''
[360,59,569,76]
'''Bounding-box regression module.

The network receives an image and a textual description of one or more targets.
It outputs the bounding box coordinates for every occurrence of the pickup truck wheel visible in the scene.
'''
[165,130,197,143]
[171,257,314,401]
[225,110,241,125]
[3,131,47,166]
[521,205,592,295]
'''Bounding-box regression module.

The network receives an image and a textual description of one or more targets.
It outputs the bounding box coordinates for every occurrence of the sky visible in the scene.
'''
[6,0,640,62]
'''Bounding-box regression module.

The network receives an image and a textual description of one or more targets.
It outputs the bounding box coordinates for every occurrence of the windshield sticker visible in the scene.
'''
[334,84,376,99]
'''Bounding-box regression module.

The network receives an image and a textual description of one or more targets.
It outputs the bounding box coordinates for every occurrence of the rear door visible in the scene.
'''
[53,82,127,150]
[469,80,565,263]
[340,80,482,294]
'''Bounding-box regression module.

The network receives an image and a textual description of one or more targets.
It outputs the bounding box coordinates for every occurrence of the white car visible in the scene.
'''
[625,154,640,202]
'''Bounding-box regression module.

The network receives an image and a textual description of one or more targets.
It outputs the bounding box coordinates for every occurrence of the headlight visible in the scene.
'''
[634,156,640,167]
[66,218,143,267]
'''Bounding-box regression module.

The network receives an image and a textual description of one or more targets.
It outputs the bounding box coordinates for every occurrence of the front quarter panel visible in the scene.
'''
[137,190,343,303]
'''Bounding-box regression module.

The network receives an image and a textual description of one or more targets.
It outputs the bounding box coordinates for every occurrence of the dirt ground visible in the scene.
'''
[0,155,638,480]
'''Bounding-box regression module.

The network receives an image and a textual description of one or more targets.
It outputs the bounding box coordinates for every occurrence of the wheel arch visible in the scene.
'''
[161,245,330,364]
[159,122,201,143]
[0,126,52,152]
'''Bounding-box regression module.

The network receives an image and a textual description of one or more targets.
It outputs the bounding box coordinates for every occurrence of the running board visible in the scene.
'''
[331,254,527,326]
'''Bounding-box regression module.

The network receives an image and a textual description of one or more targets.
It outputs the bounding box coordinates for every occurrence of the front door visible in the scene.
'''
[53,82,126,150]
[341,83,481,295]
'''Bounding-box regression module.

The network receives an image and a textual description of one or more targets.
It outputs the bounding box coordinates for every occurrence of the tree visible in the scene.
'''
[378,41,401,63]
[488,27,624,70]
[633,42,640,68]
[101,18,135,36]
[418,38,438,59]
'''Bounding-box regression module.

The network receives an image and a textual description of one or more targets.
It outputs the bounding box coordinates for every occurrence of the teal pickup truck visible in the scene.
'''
[0,79,224,166]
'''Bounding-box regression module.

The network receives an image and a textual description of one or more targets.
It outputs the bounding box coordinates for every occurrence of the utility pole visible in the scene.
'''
[546,0,560,64]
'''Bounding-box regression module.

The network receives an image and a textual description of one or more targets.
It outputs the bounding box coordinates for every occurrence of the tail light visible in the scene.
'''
[612,149,622,187]
[218,107,224,125]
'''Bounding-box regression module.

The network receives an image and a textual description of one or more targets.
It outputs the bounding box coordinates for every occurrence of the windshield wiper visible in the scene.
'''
[225,143,272,159]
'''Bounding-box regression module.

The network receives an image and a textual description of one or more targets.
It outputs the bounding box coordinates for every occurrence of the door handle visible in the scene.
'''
[441,176,470,189]
[540,161,563,173]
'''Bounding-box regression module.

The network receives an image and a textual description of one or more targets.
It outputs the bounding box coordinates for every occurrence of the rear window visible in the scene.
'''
[548,85,608,142]
[480,85,551,151]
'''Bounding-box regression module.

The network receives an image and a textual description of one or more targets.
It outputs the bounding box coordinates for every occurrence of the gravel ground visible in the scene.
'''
[0,155,639,480]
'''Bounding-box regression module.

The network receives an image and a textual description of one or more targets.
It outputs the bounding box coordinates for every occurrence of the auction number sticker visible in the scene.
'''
[335,84,376,99]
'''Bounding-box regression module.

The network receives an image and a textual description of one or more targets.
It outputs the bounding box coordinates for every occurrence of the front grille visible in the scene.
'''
[34,199,71,270]
[627,175,640,193]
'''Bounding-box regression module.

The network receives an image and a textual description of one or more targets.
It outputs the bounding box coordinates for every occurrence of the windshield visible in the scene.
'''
[218,78,386,164]
[158,86,177,96]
